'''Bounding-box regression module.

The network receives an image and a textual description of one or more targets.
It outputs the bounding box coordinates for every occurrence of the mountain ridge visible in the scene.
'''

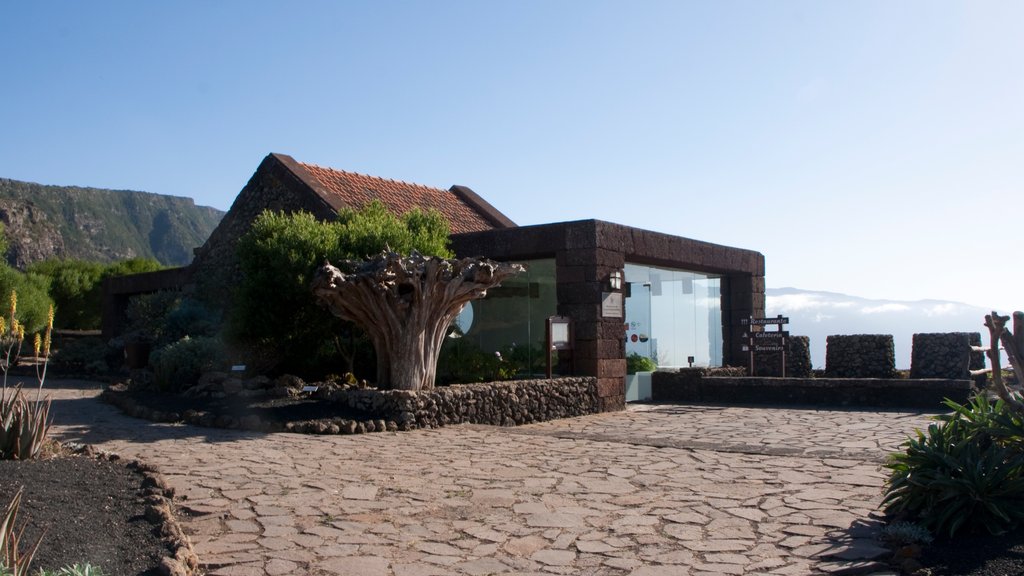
[0,177,224,267]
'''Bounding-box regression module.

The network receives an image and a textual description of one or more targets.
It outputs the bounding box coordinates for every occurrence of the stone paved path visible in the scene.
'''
[43,380,938,576]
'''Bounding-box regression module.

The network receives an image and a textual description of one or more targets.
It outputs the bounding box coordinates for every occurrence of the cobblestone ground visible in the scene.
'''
[45,380,938,576]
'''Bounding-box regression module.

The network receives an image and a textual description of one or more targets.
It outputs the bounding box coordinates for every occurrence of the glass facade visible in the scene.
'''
[444,259,558,379]
[624,263,723,369]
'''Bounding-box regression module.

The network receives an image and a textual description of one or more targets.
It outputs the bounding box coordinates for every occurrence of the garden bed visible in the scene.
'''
[0,447,197,576]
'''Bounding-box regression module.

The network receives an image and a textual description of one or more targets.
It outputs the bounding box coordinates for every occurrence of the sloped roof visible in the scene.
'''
[273,154,514,234]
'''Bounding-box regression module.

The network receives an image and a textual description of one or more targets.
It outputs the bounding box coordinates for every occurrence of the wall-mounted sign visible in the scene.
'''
[602,292,623,318]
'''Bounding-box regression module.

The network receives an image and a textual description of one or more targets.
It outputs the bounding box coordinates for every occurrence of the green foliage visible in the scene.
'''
[436,340,516,385]
[150,336,225,391]
[0,270,51,335]
[334,201,452,259]
[27,260,104,330]
[27,258,165,330]
[0,488,42,576]
[230,203,451,376]
[880,521,933,545]
[883,396,1024,536]
[627,352,657,374]
[50,337,111,375]
[122,292,216,349]
[0,177,223,267]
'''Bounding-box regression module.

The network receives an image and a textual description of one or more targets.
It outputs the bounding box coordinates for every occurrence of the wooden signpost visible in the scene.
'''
[740,314,789,377]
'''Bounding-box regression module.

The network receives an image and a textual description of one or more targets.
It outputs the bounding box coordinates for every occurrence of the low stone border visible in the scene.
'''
[68,444,200,576]
[652,371,973,409]
[102,377,600,434]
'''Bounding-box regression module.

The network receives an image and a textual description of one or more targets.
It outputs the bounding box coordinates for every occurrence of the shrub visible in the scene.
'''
[27,258,164,331]
[0,269,52,335]
[150,336,225,391]
[50,337,110,375]
[627,352,657,374]
[880,521,933,545]
[436,339,521,385]
[230,203,452,378]
[883,396,1024,536]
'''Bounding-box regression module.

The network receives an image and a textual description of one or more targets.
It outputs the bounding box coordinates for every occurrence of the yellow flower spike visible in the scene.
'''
[0,316,7,336]
[9,290,16,318]
[34,333,41,357]
[47,305,55,331]
[17,323,25,342]
[43,331,51,357]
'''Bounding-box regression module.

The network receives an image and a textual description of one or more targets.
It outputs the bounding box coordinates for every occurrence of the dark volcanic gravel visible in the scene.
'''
[915,529,1024,576]
[0,456,165,576]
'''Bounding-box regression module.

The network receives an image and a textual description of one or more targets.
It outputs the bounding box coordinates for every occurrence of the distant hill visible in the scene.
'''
[766,287,997,370]
[0,178,224,267]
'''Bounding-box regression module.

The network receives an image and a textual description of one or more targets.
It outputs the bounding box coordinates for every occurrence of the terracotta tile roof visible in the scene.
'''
[297,161,500,234]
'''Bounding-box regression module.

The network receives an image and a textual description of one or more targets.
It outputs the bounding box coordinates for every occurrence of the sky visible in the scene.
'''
[2,1,1021,312]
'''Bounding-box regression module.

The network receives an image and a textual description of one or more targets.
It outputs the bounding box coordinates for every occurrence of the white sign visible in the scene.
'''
[602,292,623,318]
[231,365,246,372]
[301,386,319,393]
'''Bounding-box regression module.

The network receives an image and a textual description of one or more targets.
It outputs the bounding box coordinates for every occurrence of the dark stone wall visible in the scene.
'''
[652,371,971,409]
[189,154,336,308]
[910,332,984,380]
[753,335,812,377]
[825,335,896,378]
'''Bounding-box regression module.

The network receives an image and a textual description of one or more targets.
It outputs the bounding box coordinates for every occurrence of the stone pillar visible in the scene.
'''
[725,273,764,369]
[825,335,896,378]
[556,223,626,412]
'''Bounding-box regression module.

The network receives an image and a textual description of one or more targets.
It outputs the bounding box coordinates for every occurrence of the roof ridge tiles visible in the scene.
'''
[298,161,448,194]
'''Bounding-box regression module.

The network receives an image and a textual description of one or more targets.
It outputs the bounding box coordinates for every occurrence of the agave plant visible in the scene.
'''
[0,488,42,576]
[884,396,1024,536]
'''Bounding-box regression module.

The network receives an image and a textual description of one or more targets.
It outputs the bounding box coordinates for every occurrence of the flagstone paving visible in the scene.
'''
[45,380,939,576]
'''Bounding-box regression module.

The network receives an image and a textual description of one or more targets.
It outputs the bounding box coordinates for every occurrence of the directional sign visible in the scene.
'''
[744,315,789,326]
[752,331,789,340]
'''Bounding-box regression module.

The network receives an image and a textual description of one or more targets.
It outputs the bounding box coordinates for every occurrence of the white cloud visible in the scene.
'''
[923,303,961,317]
[860,303,910,315]
[767,293,857,312]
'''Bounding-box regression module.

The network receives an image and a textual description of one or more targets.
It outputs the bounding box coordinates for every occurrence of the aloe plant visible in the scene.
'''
[0,489,42,576]
[0,387,52,460]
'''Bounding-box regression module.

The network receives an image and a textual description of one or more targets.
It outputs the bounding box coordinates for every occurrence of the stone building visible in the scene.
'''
[103,152,764,411]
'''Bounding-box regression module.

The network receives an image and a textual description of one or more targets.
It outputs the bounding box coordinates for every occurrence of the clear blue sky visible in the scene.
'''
[2,1,1021,312]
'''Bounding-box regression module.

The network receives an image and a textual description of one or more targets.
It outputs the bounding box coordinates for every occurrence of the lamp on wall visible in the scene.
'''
[608,270,623,291]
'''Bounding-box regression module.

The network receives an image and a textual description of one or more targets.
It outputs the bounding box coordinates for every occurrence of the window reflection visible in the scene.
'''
[624,263,722,369]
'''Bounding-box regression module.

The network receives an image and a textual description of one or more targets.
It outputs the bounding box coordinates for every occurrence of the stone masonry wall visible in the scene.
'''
[825,335,896,378]
[651,370,971,408]
[340,377,599,429]
[753,335,812,377]
[190,154,336,308]
[910,332,984,380]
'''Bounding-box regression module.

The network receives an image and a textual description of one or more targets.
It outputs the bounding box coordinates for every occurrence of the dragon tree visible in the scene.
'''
[312,250,523,391]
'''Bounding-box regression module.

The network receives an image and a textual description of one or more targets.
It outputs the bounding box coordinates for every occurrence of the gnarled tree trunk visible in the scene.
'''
[311,251,523,391]
[984,311,1024,414]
